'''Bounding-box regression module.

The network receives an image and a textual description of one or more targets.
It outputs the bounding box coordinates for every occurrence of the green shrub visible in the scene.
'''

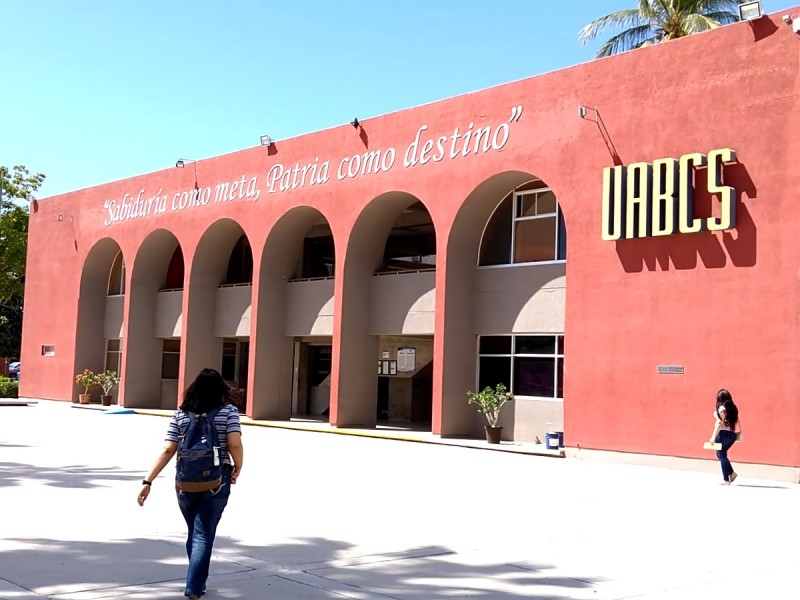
[0,377,19,398]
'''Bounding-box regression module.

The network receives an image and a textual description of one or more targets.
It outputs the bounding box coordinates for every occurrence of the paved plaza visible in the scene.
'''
[1,401,797,599]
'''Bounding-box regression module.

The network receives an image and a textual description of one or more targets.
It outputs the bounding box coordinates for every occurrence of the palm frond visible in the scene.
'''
[579,9,649,44]
[702,10,741,25]
[682,13,719,33]
[688,0,742,14]
[595,25,656,57]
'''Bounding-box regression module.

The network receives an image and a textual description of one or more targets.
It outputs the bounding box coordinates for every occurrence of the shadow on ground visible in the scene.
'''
[0,461,143,488]
[0,536,600,599]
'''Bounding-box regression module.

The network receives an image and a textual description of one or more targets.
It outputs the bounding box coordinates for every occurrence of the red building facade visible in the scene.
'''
[21,11,800,479]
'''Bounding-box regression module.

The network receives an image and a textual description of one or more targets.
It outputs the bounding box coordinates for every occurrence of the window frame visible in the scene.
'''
[161,338,181,381]
[476,334,564,402]
[105,339,122,373]
[478,186,566,269]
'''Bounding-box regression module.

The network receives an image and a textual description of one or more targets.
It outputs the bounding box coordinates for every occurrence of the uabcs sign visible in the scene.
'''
[601,148,737,241]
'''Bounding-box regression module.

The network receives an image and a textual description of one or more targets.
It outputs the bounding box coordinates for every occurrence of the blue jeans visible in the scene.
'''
[715,430,737,482]
[176,468,231,597]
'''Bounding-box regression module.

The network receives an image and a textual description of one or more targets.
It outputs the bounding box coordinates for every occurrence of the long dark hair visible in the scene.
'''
[721,399,739,430]
[180,368,231,414]
[716,388,732,412]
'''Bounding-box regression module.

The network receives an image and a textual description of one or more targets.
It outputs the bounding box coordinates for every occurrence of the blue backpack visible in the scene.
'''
[175,407,222,492]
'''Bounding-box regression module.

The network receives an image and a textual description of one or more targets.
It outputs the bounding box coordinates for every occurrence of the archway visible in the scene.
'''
[334,192,437,428]
[251,206,335,419]
[438,171,567,441]
[183,220,252,400]
[124,229,184,408]
[74,238,123,403]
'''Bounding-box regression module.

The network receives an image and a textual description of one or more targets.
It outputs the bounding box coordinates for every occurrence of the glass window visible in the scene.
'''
[478,196,513,266]
[479,186,566,267]
[478,356,511,391]
[514,357,555,397]
[108,251,126,295]
[161,339,181,380]
[105,339,122,373]
[479,336,512,355]
[515,336,554,355]
[514,216,556,263]
[478,334,564,400]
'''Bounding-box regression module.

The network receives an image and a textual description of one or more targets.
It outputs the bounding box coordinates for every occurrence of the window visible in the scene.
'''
[479,185,566,266]
[108,251,126,295]
[41,345,55,356]
[161,339,181,380]
[105,339,122,372]
[478,334,564,400]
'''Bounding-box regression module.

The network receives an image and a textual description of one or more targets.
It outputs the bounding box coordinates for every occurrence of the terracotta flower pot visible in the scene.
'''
[79,394,91,404]
[485,426,503,444]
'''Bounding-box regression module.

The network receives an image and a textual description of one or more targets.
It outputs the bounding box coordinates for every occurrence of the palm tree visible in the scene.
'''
[580,0,742,58]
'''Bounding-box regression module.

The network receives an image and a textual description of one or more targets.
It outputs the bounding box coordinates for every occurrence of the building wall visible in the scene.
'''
[20,11,800,468]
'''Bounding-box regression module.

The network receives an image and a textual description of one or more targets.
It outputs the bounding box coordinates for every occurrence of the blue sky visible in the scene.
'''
[0,0,788,198]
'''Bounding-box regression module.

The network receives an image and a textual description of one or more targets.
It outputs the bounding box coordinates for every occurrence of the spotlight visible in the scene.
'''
[175,160,185,168]
[350,118,360,129]
[578,105,599,122]
[259,134,272,147]
[738,1,763,21]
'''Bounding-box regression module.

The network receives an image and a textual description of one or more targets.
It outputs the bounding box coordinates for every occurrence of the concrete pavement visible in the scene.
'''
[1,400,797,599]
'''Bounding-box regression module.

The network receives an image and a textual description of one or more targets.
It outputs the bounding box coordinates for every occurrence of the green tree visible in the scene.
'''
[580,0,742,58]
[0,165,45,358]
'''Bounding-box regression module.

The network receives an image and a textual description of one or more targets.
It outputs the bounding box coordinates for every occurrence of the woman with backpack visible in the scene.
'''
[709,388,741,485]
[137,368,244,600]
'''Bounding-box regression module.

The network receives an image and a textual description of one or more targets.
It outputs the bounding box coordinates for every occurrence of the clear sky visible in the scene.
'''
[0,0,789,199]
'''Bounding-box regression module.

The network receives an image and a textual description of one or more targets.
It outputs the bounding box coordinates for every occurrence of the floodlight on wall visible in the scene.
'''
[350,118,360,129]
[578,105,599,122]
[259,134,272,147]
[175,158,198,188]
[739,1,763,21]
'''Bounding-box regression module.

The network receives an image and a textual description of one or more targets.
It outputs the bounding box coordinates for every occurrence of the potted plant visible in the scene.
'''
[75,369,98,404]
[467,383,514,444]
[97,370,120,406]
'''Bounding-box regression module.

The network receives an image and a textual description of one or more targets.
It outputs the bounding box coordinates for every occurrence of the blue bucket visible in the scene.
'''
[545,432,560,450]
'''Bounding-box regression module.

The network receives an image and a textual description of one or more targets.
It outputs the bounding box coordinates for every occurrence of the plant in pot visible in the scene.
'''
[97,370,120,406]
[467,383,514,444]
[75,369,98,404]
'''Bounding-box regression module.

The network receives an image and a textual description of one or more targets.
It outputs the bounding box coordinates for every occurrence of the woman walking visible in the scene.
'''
[138,368,244,599]
[709,388,741,484]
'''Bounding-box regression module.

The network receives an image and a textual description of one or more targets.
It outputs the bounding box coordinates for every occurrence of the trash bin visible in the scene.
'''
[545,432,560,450]
[556,431,564,448]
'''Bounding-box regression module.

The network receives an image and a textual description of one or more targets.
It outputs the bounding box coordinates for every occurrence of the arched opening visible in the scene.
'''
[334,192,437,429]
[164,246,185,290]
[437,172,567,441]
[251,207,335,420]
[225,235,253,285]
[184,220,252,403]
[124,229,184,408]
[74,239,124,403]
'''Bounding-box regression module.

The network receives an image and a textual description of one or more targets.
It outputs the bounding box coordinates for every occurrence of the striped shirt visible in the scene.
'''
[166,404,242,466]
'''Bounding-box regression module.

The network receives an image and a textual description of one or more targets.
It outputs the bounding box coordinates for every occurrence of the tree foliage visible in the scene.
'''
[580,0,742,58]
[0,165,45,359]
[0,165,45,304]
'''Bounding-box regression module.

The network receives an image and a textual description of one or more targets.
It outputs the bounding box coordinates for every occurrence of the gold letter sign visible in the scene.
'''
[601,148,737,240]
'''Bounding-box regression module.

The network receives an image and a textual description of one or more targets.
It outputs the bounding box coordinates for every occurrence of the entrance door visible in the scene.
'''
[308,345,332,416]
